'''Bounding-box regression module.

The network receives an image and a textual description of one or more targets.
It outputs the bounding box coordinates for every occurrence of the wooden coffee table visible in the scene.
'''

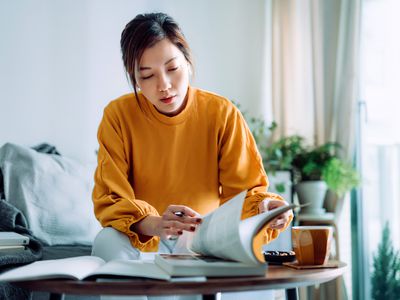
[15,263,347,300]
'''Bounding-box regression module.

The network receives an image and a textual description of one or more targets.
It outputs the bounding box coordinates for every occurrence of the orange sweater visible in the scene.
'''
[93,86,290,251]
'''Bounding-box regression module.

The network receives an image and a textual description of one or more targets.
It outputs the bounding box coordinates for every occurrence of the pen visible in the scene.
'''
[169,211,185,240]
[174,211,184,217]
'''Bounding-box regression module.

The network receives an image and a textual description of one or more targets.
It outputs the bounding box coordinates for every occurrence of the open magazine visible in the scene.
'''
[0,191,297,281]
[155,190,297,274]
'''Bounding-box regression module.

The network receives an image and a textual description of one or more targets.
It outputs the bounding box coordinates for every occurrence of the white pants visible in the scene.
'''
[92,227,274,300]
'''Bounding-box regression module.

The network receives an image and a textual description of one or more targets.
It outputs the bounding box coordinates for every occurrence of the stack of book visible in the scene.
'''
[0,232,29,254]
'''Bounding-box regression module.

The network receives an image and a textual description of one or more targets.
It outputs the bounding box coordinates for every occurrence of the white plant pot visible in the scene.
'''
[295,181,328,215]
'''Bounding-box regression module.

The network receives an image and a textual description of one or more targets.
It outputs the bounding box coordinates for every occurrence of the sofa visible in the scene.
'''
[0,143,102,300]
[0,143,293,300]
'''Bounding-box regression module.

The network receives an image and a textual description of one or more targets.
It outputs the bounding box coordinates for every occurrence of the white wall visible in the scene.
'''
[0,0,272,162]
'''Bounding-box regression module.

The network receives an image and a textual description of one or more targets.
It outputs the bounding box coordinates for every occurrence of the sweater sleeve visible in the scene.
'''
[218,105,293,244]
[92,106,160,251]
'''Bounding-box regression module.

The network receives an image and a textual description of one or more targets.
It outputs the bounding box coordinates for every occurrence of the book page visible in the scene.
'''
[190,191,257,265]
[0,256,105,282]
[88,259,170,280]
[154,253,267,277]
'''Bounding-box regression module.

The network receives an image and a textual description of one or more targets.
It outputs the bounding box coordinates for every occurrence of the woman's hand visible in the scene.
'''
[131,205,202,240]
[258,199,293,230]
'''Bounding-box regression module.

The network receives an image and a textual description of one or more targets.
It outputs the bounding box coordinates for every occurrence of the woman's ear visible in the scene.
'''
[188,64,193,76]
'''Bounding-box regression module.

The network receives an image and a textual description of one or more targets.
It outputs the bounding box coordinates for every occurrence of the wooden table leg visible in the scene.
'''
[286,288,299,300]
[49,293,64,300]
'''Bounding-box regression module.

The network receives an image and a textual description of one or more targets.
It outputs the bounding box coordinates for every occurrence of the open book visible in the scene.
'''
[0,191,296,282]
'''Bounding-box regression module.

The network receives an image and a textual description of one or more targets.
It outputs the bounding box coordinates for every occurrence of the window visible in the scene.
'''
[358,0,400,298]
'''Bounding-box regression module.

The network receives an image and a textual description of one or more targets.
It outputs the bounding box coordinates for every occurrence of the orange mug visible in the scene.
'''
[291,226,333,265]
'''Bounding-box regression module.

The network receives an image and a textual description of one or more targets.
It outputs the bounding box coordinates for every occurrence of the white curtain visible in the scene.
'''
[271,0,361,161]
[271,0,316,143]
[270,1,361,299]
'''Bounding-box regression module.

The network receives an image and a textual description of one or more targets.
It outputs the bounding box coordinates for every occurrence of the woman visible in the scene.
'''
[92,12,292,265]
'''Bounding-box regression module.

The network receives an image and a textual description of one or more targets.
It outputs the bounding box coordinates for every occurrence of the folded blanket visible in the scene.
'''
[31,143,61,156]
[0,199,43,300]
[0,169,4,201]
[0,200,43,267]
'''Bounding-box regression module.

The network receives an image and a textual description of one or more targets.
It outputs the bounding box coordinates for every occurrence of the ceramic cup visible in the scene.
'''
[291,226,333,265]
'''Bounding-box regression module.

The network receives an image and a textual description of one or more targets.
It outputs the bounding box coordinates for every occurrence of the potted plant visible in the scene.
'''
[291,142,339,214]
[233,102,360,212]
[263,134,360,215]
[263,134,306,174]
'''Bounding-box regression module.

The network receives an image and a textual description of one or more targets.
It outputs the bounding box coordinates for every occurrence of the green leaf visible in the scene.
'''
[274,183,286,193]
[322,158,360,197]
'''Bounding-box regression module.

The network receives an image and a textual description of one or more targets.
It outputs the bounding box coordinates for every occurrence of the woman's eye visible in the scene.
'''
[168,66,179,72]
[141,75,153,80]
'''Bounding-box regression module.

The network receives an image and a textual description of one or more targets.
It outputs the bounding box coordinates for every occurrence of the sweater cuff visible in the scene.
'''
[242,191,293,245]
[125,216,160,252]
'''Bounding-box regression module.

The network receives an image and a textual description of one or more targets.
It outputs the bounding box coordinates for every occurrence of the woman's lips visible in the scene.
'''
[160,95,176,104]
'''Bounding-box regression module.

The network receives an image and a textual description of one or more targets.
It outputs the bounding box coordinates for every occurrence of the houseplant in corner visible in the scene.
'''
[291,141,360,214]
[233,102,360,213]
[291,142,339,214]
[262,132,360,215]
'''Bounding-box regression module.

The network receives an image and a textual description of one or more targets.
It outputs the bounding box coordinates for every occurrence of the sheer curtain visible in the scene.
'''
[271,0,361,159]
[360,1,400,299]
[270,0,361,299]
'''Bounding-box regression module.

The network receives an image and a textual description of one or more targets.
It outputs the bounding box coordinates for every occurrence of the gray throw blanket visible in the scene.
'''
[0,199,43,300]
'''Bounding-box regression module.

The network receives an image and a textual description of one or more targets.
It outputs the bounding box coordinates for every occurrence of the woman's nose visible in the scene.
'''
[157,73,171,92]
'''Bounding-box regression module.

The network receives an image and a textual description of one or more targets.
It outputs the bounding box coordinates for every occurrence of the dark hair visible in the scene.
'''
[121,12,193,100]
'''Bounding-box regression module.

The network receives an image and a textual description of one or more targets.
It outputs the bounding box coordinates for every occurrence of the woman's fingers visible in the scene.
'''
[267,199,285,210]
[167,205,200,217]
[162,220,198,232]
[269,217,287,229]
[157,205,203,239]
[160,220,198,240]
[268,210,293,229]
[165,205,202,224]
[170,214,202,224]
[163,227,183,237]
[259,198,293,230]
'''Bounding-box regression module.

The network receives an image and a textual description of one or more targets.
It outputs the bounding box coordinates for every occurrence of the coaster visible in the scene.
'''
[283,260,340,269]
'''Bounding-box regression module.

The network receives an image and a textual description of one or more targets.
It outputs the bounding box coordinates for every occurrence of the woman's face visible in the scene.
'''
[135,38,190,116]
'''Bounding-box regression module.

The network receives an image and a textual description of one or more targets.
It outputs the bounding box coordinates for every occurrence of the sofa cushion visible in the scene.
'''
[42,245,92,260]
[0,143,101,246]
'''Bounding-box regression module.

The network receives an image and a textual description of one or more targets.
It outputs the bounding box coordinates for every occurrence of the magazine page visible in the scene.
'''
[0,256,105,282]
[239,203,298,263]
[189,191,257,265]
